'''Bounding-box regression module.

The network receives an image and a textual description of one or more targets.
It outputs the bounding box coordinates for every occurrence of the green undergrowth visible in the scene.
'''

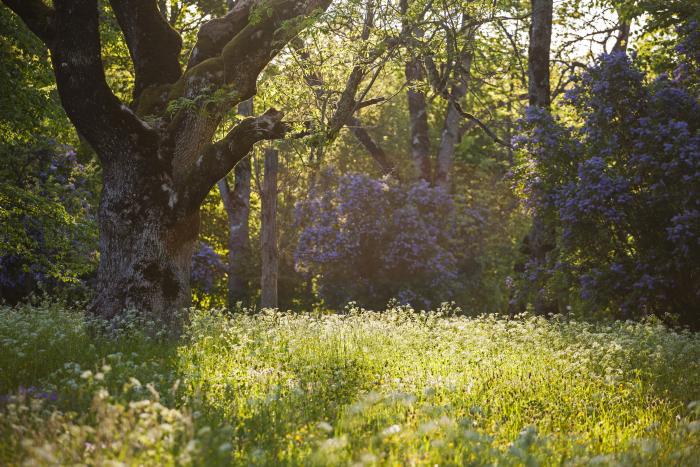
[1,302,699,465]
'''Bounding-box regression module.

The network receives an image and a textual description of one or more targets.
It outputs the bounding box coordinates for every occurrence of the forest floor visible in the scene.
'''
[1,303,699,465]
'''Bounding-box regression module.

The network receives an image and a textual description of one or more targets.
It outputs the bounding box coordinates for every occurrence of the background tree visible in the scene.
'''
[260,146,280,308]
[521,0,556,314]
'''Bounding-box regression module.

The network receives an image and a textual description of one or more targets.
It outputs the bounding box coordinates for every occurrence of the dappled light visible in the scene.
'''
[1,0,699,463]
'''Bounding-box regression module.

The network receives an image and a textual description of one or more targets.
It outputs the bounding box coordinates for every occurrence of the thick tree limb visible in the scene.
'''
[183,0,330,93]
[110,0,183,100]
[182,109,287,209]
[167,0,331,180]
[1,0,55,43]
[325,66,365,140]
[186,0,255,69]
[50,0,157,159]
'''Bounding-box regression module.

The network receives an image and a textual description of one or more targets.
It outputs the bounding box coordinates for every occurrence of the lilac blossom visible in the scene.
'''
[295,171,457,309]
[516,23,700,323]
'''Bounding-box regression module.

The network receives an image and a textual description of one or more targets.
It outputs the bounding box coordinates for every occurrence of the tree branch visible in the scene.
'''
[164,0,331,182]
[451,102,512,148]
[109,0,183,100]
[356,97,386,109]
[347,116,400,180]
[1,0,55,44]
[186,0,256,70]
[48,0,157,160]
[182,109,287,210]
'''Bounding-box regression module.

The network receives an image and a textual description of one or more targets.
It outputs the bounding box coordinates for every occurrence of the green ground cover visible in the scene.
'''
[1,303,699,465]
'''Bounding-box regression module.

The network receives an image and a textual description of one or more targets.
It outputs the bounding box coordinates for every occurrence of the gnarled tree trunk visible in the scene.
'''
[3,0,331,329]
[92,168,199,328]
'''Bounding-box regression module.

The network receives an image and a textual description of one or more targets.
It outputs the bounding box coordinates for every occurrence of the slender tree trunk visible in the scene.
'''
[435,32,474,189]
[260,147,279,308]
[218,99,253,308]
[400,0,431,182]
[405,59,432,182]
[525,0,556,315]
[612,14,631,53]
[435,97,462,189]
[528,0,552,109]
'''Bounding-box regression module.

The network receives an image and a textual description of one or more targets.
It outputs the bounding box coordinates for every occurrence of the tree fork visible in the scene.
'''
[3,0,331,330]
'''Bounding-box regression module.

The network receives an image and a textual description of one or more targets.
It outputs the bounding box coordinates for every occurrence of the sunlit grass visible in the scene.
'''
[1,303,699,465]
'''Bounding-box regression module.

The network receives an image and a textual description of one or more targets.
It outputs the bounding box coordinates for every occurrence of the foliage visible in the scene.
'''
[0,8,99,304]
[295,171,458,309]
[515,26,700,323]
[0,144,99,304]
[1,303,700,464]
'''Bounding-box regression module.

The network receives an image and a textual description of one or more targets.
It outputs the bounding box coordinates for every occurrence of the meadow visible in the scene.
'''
[1,303,699,466]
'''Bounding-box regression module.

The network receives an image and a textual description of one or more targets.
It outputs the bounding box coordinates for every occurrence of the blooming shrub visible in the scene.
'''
[295,171,457,309]
[0,144,98,304]
[515,24,700,323]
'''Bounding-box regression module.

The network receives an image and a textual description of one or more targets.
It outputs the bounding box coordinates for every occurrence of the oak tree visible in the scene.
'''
[2,0,331,328]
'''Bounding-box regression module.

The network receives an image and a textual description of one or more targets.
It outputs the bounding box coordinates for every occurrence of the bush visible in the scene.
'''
[190,241,227,307]
[515,24,700,325]
[295,171,457,309]
[0,144,99,304]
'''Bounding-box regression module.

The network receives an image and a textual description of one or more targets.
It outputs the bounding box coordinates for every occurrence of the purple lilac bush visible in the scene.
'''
[0,144,98,304]
[515,23,700,323]
[295,171,457,309]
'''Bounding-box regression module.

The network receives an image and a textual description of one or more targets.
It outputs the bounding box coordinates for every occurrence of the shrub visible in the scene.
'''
[515,24,700,324]
[190,242,226,295]
[0,144,99,304]
[295,171,457,309]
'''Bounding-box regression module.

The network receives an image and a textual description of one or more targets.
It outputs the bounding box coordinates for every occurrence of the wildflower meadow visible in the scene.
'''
[1,303,699,465]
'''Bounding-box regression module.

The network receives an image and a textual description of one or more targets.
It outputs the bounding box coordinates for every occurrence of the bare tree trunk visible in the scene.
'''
[612,14,631,53]
[524,0,556,315]
[435,97,462,189]
[218,99,253,309]
[528,0,552,109]
[400,0,432,182]
[405,58,432,182]
[260,147,279,308]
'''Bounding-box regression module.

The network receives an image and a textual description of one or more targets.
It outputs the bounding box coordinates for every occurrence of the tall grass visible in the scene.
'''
[1,303,699,465]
